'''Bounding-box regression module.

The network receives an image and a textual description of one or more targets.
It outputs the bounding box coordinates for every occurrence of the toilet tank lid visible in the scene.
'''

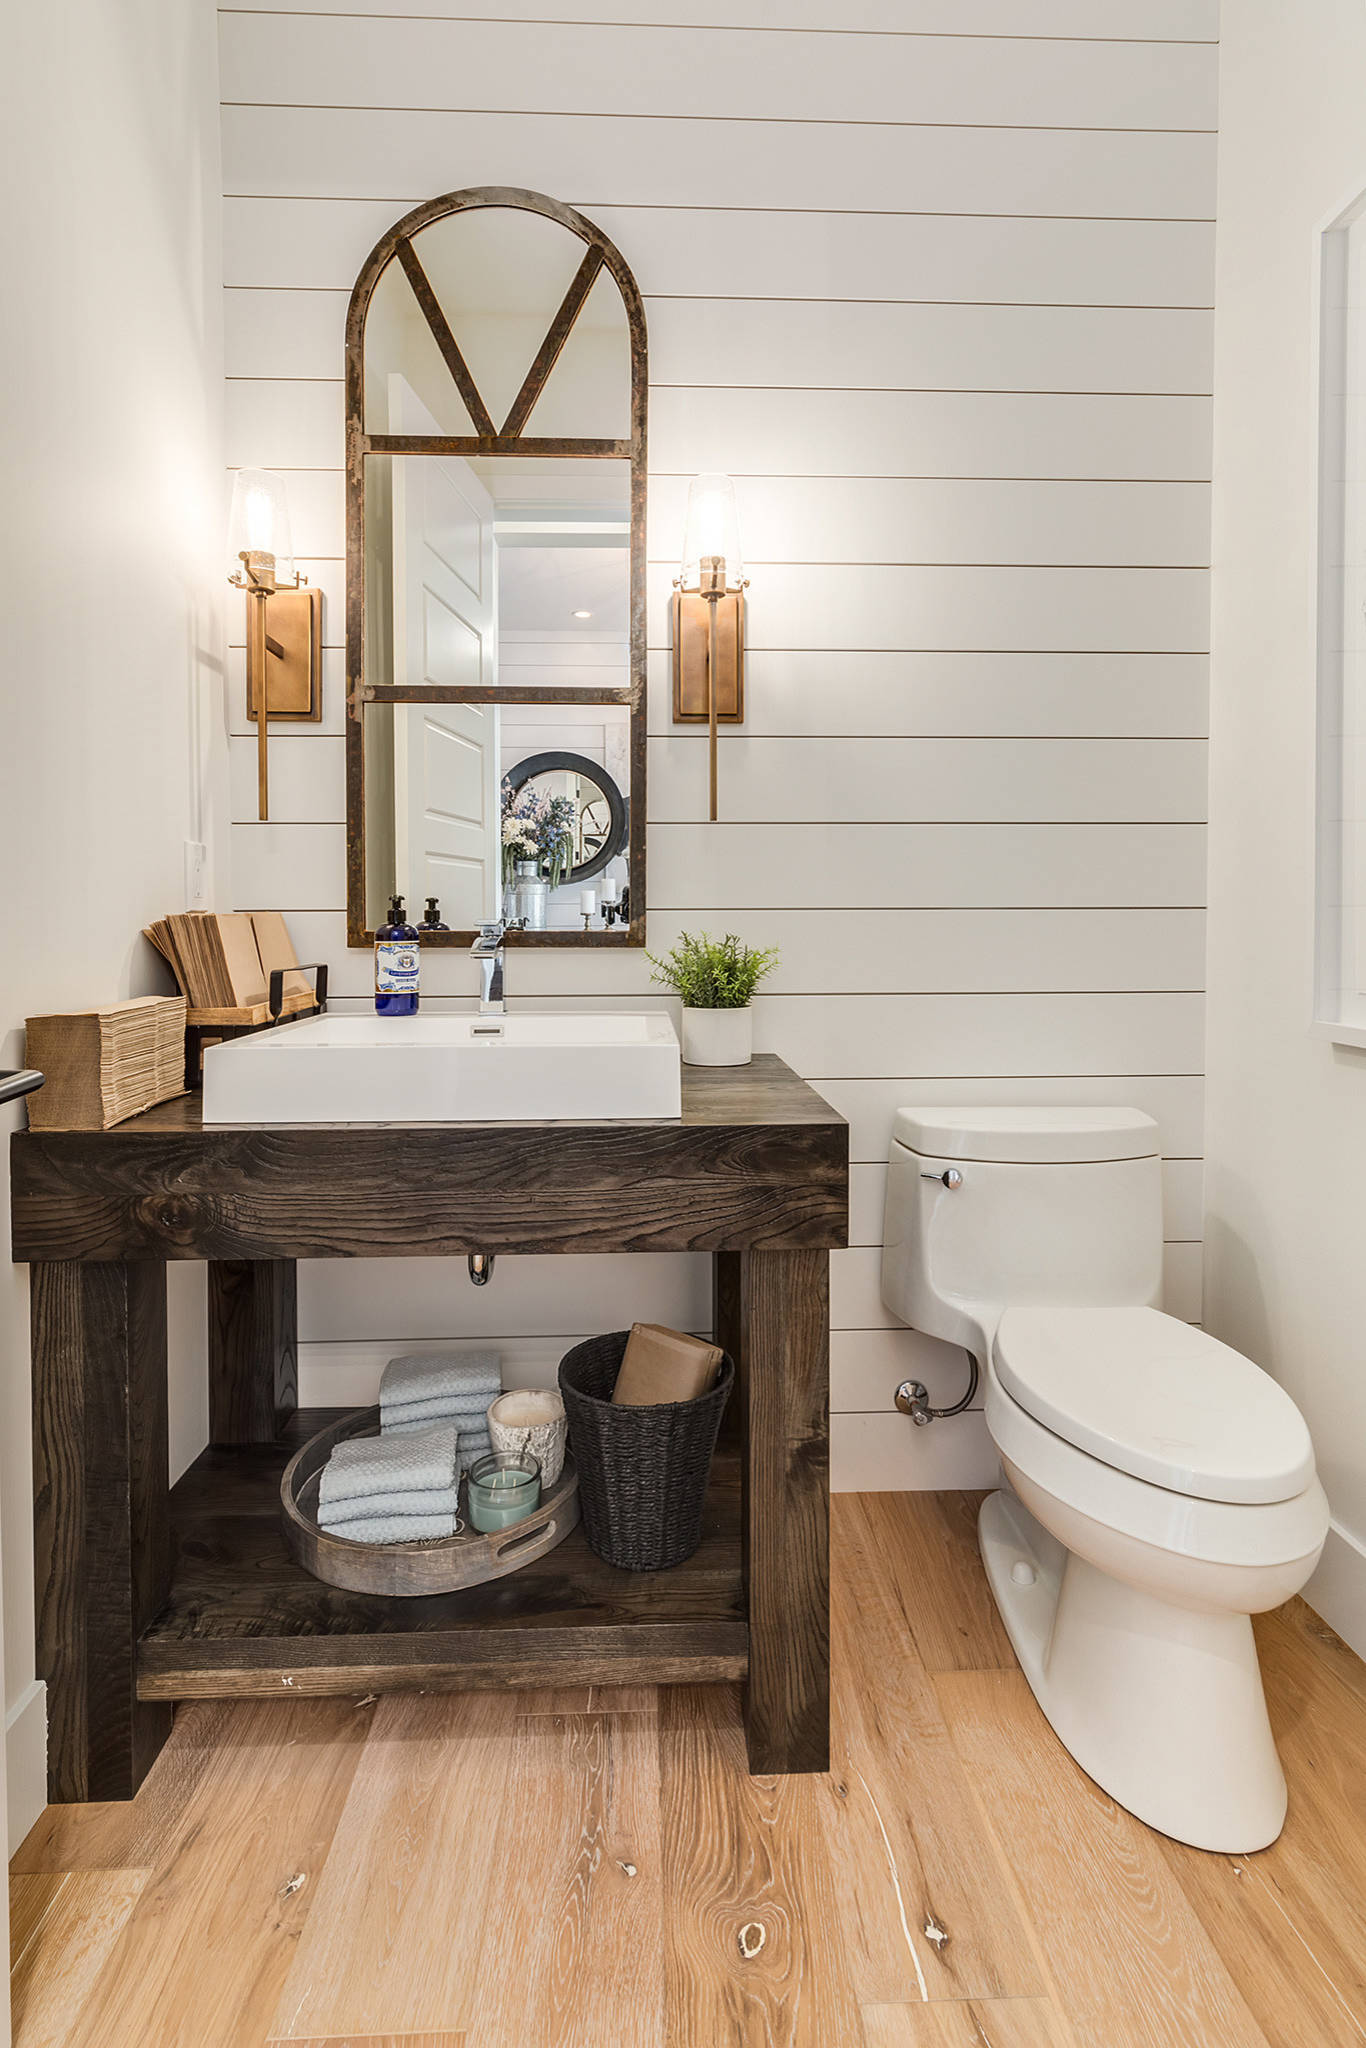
[892,1106,1159,1164]
[993,1306,1317,1506]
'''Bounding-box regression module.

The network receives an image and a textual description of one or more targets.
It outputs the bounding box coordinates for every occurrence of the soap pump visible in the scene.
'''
[375,894,420,1016]
[419,896,450,933]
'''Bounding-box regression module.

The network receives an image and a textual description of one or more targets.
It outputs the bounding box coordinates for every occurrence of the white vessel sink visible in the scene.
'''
[201,1012,682,1124]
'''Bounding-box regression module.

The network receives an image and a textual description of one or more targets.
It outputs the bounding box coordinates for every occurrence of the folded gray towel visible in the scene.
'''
[380,1352,502,1408]
[321,1485,459,1526]
[381,1393,494,1428]
[318,1421,458,1509]
[320,1510,458,1544]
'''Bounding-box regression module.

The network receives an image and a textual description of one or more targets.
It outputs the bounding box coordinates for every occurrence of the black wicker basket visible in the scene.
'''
[558,1331,734,1571]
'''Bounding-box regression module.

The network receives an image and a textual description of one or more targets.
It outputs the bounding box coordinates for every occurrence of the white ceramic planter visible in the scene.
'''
[681,1006,752,1067]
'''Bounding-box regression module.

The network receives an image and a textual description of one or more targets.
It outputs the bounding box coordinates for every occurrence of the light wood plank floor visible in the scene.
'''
[11,1491,1366,2047]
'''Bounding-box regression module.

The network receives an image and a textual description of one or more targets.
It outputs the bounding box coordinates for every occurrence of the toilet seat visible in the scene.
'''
[984,1368,1329,1570]
[993,1305,1314,1506]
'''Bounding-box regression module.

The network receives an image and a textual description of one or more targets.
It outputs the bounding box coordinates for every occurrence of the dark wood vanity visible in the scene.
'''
[10,1054,846,1803]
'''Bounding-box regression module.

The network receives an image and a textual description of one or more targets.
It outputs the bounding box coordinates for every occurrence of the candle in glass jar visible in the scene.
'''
[466,1452,542,1533]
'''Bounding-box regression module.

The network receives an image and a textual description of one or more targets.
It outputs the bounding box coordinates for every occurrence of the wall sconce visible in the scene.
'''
[672,474,747,821]
[227,468,322,820]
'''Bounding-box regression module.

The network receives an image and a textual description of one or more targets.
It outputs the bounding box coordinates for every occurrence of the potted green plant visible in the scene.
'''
[647,931,779,1067]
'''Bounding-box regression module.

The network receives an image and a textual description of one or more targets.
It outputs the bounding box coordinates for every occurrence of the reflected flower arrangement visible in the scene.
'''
[501,783,576,890]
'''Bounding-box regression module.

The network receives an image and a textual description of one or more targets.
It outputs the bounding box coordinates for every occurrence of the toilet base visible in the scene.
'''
[979,1488,1287,1853]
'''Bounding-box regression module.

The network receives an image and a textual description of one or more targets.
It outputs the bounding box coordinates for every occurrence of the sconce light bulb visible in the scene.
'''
[227,467,296,586]
[679,473,743,592]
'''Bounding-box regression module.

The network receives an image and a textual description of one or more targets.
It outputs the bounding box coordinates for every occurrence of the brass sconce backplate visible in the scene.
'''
[247,586,323,722]
[671,589,745,723]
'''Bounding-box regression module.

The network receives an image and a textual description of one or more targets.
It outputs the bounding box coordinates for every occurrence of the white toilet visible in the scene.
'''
[881,1105,1329,1853]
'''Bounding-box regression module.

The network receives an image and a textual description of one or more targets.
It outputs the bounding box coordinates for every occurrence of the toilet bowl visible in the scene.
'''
[982,1307,1327,1852]
[880,1106,1329,1853]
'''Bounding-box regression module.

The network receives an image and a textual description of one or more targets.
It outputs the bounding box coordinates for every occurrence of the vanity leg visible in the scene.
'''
[31,1260,173,1802]
[208,1259,298,1444]
[719,1247,830,1776]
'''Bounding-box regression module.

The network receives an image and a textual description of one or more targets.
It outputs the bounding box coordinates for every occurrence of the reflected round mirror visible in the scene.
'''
[502,750,628,884]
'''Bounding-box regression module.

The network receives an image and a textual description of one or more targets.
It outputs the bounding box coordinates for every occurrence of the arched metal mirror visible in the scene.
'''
[344,188,646,946]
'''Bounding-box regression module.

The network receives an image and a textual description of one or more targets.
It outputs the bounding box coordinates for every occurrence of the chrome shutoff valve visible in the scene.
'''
[895,1379,934,1427]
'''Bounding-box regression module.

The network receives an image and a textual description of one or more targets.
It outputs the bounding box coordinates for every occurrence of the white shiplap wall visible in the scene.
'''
[218,0,1215,1489]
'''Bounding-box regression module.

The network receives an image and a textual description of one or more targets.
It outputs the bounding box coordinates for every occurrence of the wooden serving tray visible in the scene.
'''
[280,1406,580,1596]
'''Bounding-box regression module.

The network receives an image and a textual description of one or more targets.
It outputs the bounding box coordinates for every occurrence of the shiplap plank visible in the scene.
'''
[831,1410,999,1492]
[281,909,1204,998]
[648,737,1208,824]
[298,1253,710,1344]
[221,108,1218,221]
[651,387,1212,481]
[648,823,1206,908]
[284,819,1208,925]
[646,476,1212,568]
[224,197,1215,308]
[646,652,1209,738]
[219,2,1218,40]
[820,1075,1204,1163]
[231,823,346,911]
[220,15,1216,130]
[229,736,345,824]
[750,991,1203,1076]
[297,1335,625,1407]
[650,565,1210,652]
[651,299,1212,395]
[223,290,1212,396]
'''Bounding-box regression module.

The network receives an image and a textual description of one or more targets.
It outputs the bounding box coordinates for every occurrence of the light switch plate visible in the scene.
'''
[184,840,207,908]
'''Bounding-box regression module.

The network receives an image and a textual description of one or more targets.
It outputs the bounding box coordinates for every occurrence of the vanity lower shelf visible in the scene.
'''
[136,1409,748,1701]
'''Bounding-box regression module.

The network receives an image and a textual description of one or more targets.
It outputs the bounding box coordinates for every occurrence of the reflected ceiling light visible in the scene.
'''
[672,474,747,822]
[572,608,593,619]
[227,469,322,820]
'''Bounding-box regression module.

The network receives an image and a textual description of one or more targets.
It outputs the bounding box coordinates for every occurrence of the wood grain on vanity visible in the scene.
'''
[12,1055,847,1800]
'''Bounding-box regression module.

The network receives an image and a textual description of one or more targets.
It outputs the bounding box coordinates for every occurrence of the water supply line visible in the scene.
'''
[895,1350,980,1427]
[896,1158,980,1422]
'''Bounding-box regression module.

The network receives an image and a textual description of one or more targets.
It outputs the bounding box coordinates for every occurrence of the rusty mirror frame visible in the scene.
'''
[344,187,648,949]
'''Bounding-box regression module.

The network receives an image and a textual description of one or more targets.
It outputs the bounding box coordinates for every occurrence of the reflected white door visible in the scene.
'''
[390,377,499,923]
[394,699,500,927]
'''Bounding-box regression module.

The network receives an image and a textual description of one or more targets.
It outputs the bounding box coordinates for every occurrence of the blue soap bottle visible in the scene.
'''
[375,894,420,1015]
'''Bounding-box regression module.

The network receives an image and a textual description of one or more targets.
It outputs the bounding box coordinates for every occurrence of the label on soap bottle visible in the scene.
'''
[374,941,420,994]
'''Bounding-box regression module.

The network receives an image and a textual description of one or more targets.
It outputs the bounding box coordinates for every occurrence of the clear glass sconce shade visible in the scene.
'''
[679,473,743,590]
[228,468,295,583]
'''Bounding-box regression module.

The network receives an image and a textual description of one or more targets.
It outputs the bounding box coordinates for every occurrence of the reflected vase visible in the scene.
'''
[514,861,549,930]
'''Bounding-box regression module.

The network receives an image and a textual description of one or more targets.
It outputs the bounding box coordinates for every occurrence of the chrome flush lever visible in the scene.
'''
[920,1167,963,1189]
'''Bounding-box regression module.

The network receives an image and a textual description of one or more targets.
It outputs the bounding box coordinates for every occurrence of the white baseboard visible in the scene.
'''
[6,1680,47,1858]
[1305,1519,1366,1665]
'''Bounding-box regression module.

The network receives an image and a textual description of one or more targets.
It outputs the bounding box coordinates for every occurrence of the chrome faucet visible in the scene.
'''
[472,920,508,1015]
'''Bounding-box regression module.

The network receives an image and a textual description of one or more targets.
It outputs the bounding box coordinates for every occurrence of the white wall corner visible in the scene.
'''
[5,1679,47,1858]
[1305,1520,1366,1667]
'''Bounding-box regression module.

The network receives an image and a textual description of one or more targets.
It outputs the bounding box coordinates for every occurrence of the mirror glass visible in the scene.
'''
[363,695,630,933]
[348,192,644,944]
[362,207,630,440]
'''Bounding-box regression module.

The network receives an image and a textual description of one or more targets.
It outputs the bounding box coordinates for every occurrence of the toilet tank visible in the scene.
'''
[881,1107,1164,1361]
